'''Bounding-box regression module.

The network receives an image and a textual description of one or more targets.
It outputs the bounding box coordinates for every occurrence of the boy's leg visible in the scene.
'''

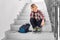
[37,19,42,28]
[37,19,42,32]
[30,18,37,28]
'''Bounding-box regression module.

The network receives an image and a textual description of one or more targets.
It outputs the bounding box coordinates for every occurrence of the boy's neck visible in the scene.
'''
[33,10,38,12]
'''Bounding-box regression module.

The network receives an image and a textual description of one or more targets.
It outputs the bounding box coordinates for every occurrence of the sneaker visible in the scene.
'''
[37,28,42,32]
[33,28,37,32]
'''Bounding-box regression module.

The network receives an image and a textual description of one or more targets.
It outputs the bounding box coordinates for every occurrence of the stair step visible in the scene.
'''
[20,13,50,18]
[14,19,30,25]
[10,23,33,31]
[5,30,54,40]
[10,24,22,31]
[20,13,30,16]
[14,18,51,25]
[17,15,50,22]
[42,24,52,32]
[10,23,51,32]
[17,15,30,20]
[17,18,29,20]
[12,19,52,31]
[2,38,6,40]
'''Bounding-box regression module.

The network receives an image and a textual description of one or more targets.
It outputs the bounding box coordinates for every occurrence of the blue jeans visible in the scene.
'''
[30,18,42,29]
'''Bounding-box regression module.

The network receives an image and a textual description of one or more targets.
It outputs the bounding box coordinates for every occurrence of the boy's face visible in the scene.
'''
[31,5,38,12]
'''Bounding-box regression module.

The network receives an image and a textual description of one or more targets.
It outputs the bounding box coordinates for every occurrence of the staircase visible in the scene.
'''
[2,2,55,40]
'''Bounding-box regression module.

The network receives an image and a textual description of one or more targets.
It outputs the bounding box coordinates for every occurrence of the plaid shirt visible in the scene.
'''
[30,10,44,20]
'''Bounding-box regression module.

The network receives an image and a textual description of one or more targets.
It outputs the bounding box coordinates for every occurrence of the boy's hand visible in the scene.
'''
[41,19,45,26]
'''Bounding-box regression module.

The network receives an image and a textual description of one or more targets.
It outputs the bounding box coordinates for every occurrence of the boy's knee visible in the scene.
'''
[30,18,34,22]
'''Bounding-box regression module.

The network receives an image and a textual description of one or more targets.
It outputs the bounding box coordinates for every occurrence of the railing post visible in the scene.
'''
[54,0,58,40]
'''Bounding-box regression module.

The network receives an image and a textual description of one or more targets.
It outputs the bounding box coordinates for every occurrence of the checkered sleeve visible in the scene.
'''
[30,11,33,18]
[30,12,32,16]
[39,10,44,20]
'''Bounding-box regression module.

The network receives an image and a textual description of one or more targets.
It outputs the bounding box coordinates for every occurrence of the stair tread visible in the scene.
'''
[5,30,54,40]
[14,19,51,25]
[10,23,52,32]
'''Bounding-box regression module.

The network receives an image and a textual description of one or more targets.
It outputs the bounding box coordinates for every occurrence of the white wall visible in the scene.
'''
[0,0,26,40]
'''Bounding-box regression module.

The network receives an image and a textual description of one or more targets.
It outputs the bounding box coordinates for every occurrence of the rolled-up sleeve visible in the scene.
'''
[39,10,44,20]
[30,12,32,16]
[30,12,33,18]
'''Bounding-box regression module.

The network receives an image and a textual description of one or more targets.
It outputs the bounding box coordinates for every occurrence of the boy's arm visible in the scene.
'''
[41,19,45,26]
[39,10,45,26]
[39,10,44,20]
[30,12,33,18]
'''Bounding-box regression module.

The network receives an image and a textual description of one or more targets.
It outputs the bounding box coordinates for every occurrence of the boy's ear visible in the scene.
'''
[34,5,38,8]
[31,8,33,10]
[31,7,33,9]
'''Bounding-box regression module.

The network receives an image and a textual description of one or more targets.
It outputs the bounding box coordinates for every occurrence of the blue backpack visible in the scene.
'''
[18,24,30,33]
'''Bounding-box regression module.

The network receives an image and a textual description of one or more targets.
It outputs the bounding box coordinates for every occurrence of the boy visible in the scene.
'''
[30,4,45,32]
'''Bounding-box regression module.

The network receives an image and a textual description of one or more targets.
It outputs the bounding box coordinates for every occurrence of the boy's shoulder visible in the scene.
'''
[31,10,42,13]
[31,10,41,12]
[38,10,41,12]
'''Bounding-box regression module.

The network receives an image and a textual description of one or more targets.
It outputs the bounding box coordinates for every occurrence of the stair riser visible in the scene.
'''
[17,14,30,17]
[17,16,30,20]
[17,17,50,21]
[14,22,29,25]
[17,18,28,20]
[10,24,21,31]
[2,38,35,40]
[10,23,51,32]
[5,30,54,40]
[42,25,52,32]
[14,22,30,25]
[11,25,51,32]
[14,20,30,25]
[5,33,37,40]
[14,20,51,25]
[17,15,50,21]
[17,2,27,12]
[18,15,49,18]
[17,15,30,20]
[20,13,29,16]
[17,16,50,21]
[19,14,49,18]
[10,24,33,32]
[2,38,55,40]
